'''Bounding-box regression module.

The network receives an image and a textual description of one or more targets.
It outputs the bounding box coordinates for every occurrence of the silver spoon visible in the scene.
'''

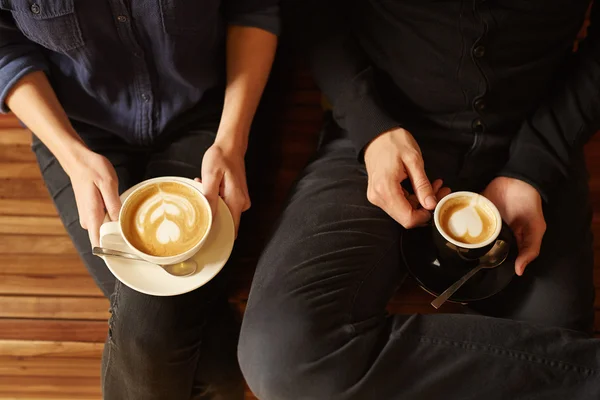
[431,240,509,309]
[92,247,197,277]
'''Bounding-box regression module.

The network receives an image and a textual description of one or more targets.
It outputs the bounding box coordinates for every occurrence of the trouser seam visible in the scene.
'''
[400,333,600,377]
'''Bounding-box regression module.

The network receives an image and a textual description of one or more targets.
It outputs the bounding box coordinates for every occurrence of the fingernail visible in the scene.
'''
[425,195,437,209]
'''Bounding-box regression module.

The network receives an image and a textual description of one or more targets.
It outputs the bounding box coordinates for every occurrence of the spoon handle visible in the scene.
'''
[92,247,147,262]
[431,265,483,309]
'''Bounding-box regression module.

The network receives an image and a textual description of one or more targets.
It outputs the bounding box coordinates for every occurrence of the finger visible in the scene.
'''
[194,177,201,183]
[432,179,443,194]
[404,157,436,210]
[436,186,452,200]
[514,222,545,276]
[221,174,248,236]
[371,178,431,228]
[98,179,121,222]
[201,164,223,217]
[85,187,106,248]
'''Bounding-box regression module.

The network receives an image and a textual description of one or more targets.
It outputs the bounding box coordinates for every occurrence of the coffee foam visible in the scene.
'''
[122,182,209,257]
[438,195,496,245]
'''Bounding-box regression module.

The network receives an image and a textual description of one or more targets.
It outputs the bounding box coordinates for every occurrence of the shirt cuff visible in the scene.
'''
[227,6,281,36]
[334,67,401,159]
[497,142,567,203]
[0,54,48,113]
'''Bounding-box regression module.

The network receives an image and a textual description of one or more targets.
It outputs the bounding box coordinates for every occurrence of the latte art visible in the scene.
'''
[122,182,210,257]
[438,195,497,245]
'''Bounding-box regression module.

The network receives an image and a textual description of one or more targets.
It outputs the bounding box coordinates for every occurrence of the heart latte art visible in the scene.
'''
[438,195,497,245]
[121,182,210,257]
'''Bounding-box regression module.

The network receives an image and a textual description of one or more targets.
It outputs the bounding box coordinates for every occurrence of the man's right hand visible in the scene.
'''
[364,127,448,228]
[62,146,121,248]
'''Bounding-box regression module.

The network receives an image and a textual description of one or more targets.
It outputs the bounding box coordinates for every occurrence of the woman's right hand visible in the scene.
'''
[62,146,121,247]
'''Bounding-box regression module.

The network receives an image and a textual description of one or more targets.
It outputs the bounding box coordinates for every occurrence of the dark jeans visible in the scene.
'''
[33,120,244,399]
[239,118,599,399]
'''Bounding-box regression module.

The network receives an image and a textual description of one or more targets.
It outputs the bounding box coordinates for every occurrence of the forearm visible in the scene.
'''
[6,71,86,174]
[216,25,277,154]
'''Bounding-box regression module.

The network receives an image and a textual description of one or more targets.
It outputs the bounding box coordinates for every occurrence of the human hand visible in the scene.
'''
[482,177,546,276]
[364,127,450,228]
[197,141,250,235]
[62,146,121,248]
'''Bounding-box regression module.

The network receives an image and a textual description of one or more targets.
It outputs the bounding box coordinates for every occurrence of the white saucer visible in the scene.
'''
[99,177,235,296]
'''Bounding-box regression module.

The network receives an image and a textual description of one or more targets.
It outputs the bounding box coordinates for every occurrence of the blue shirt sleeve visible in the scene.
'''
[0,11,49,113]
[224,0,281,36]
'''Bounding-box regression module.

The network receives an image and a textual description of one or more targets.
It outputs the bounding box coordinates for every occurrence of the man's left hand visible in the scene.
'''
[197,141,250,236]
[482,177,546,276]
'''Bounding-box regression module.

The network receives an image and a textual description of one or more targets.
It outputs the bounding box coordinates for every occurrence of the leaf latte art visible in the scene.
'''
[122,182,209,257]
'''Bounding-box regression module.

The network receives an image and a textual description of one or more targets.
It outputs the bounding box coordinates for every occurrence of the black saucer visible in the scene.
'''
[400,225,518,303]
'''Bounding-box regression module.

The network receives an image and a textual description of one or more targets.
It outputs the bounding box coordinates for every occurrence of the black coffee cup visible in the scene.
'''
[432,191,503,271]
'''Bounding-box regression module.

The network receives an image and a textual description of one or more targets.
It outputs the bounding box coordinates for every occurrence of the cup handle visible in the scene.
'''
[99,221,121,241]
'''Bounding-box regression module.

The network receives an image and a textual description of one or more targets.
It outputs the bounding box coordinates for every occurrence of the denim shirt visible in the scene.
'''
[0,0,280,144]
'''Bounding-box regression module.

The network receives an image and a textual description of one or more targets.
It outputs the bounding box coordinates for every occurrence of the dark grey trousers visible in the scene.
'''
[32,120,244,400]
[239,117,599,399]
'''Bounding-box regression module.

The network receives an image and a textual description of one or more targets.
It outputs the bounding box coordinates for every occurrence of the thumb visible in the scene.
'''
[514,224,544,276]
[405,159,436,210]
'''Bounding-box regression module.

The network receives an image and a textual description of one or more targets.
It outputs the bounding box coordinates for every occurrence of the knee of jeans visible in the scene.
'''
[109,285,193,363]
[239,300,349,400]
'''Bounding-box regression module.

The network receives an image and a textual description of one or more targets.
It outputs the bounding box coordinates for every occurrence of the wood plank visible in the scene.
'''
[0,179,48,198]
[0,275,103,297]
[0,198,57,216]
[0,145,36,162]
[0,162,41,179]
[0,129,30,144]
[0,376,100,396]
[0,340,103,358]
[0,296,109,320]
[0,255,84,275]
[0,235,76,255]
[0,216,65,235]
[0,319,107,343]
[0,356,101,378]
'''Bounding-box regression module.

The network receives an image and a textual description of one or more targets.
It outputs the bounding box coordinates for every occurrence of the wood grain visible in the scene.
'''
[0,235,77,255]
[0,340,103,358]
[0,296,109,320]
[0,216,65,235]
[0,319,107,342]
[0,255,85,275]
[0,163,41,179]
[0,128,31,145]
[0,199,57,216]
[0,179,49,199]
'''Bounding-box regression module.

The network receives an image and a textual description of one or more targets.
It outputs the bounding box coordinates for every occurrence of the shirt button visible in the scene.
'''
[472,119,485,134]
[473,45,486,58]
[474,98,486,112]
[117,15,128,23]
[141,93,150,102]
[30,3,41,14]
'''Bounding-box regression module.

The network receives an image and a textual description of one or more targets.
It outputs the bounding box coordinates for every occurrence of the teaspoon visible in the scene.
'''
[92,247,197,277]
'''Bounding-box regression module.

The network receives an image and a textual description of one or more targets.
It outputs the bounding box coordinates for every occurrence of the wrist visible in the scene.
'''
[54,137,89,177]
[214,129,248,157]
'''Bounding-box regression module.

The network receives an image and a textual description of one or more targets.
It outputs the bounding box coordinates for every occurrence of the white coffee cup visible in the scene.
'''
[99,177,213,265]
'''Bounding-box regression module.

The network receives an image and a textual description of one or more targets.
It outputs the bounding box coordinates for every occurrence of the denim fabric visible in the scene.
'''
[32,112,244,399]
[239,115,599,400]
[0,0,279,145]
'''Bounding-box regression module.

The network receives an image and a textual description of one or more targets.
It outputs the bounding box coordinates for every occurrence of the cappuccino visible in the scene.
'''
[438,195,497,245]
[121,181,210,257]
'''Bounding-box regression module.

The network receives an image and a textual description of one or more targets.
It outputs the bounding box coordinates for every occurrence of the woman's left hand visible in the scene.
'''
[196,141,250,235]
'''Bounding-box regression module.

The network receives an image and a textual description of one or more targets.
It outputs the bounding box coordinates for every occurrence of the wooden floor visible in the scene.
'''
[0,65,598,399]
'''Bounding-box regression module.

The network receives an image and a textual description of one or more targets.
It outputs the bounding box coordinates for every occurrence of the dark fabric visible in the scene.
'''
[0,0,279,145]
[32,122,243,399]
[282,0,599,200]
[239,117,598,400]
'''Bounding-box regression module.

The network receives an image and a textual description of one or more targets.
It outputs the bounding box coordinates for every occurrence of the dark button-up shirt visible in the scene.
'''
[0,0,279,145]
[285,0,598,200]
